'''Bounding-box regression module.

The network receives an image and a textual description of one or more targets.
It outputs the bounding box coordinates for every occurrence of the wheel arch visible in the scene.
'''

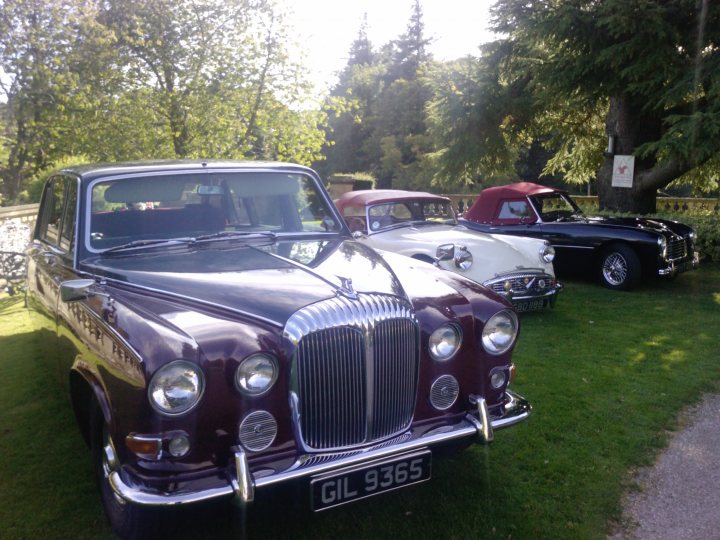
[69,367,111,447]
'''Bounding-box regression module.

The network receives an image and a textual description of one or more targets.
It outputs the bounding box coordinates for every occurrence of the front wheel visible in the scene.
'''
[90,400,162,540]
[599,244,641,290]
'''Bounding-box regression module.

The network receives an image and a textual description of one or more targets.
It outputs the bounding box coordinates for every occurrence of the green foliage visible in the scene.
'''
[428,0,720,210]
[321,1,437,189]
[21,155,92,203]
[0,0,327,204]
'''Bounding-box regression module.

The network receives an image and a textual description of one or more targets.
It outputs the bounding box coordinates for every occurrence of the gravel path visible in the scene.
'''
[613,393,720,539]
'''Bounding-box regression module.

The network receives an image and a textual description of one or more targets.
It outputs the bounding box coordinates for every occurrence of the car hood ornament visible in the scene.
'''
[336,276,358,299]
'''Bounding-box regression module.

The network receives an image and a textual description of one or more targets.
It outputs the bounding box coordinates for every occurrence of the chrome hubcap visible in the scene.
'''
[602,253,628,285]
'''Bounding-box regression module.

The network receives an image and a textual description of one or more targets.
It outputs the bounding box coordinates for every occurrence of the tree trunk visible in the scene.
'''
[596,95,658,214]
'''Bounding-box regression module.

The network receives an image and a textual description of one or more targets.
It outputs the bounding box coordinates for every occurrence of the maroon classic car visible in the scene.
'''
[27,161,530,539]
[460,182,698,290]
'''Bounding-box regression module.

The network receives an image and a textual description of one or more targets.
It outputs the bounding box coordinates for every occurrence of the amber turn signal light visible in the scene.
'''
[125,434,162,460]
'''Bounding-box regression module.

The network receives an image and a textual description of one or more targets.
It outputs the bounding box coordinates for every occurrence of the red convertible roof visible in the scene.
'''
[335,189,449,211]
[465,182,558,222]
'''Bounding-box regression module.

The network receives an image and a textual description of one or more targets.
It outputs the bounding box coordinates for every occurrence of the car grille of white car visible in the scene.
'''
[484,270,556,297]
[285,294,419,451]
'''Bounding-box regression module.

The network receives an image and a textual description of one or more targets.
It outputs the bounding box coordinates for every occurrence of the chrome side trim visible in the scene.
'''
[107,390,531,507]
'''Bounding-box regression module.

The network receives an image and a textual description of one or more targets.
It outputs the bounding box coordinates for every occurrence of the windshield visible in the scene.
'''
[87,171,340,251]
[529,192,582,222]
[366,200,456,232]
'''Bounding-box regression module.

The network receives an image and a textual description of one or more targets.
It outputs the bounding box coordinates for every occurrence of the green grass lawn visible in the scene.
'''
[1,264,719,540]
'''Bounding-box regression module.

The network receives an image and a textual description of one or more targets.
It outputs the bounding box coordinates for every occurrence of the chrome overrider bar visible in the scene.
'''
[658,251,699,276]
[108,390,531,507]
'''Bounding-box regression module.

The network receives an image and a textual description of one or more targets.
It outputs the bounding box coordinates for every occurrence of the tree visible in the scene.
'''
[0,0,109,203]
[431,0,720,212]
[322,0,436,190]
[0,0,328,203]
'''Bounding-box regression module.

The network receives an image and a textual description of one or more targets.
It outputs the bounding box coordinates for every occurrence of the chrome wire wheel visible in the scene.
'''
[599,244,641,290]
[602,252,628,286]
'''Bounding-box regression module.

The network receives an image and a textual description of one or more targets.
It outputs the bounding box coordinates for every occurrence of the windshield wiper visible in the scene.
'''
[193,230,277,242]
[100,237,195,255]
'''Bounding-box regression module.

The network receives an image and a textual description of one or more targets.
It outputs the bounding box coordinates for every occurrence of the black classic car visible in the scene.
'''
[459,182,699,290]
[26,161,531,539]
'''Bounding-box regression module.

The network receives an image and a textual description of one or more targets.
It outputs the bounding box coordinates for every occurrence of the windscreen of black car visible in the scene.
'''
[530,193,581,222]
[88,172,340,250]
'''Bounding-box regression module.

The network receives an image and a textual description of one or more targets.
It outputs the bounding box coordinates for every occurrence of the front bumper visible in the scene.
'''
[658,251,700,277]
[108,390,531,507]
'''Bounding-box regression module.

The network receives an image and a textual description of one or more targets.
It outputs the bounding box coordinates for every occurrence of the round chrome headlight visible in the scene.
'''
[454,246,473,270]
[148,360,204,416]
[235,354,278,396]
[658,236,668,257]
[429,324,462,361]
[481,310,519,355]
[540,242,555,263]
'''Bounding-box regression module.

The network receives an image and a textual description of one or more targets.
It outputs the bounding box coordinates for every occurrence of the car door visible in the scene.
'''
[27,175,80,323]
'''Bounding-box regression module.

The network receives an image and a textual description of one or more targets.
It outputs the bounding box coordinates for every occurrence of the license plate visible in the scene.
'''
[514,298,547,312]
[310,450,431,511]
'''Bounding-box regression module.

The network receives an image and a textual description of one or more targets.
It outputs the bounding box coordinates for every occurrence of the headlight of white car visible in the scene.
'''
[149,360,205,416]
[540,242,555,263]
[482,310,519,355]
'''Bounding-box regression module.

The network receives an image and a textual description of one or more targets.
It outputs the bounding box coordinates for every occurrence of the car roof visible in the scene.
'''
[59,160,314,182]
[335,189,450,211]
[465,182,560,222]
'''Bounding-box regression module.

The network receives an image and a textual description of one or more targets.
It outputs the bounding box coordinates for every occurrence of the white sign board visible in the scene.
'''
[611,155,635,188]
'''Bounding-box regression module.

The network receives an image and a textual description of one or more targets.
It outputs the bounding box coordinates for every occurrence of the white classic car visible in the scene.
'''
[335,190,563,311]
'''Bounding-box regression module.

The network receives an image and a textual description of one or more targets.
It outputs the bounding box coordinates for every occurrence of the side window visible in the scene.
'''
[59,178,78,252]
[37,176,77,252]
[497,200,530,220]
[37,178,65,245]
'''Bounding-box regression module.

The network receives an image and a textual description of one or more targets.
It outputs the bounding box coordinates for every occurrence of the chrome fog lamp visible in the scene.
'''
[148,360,204,416]
[429,324,462,361]
[168,435,191,457]
[454,246,473,270]
[235,354,278,396]
[490,368,507,389]
[481,310,519,355]
[540,242,555,263]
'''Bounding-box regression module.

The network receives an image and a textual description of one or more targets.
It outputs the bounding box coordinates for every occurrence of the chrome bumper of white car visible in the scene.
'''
[108,390,531,507]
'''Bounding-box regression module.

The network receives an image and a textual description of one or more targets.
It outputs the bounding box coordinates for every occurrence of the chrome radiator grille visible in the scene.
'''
[666,238,688,260]
[285,294,419,451]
